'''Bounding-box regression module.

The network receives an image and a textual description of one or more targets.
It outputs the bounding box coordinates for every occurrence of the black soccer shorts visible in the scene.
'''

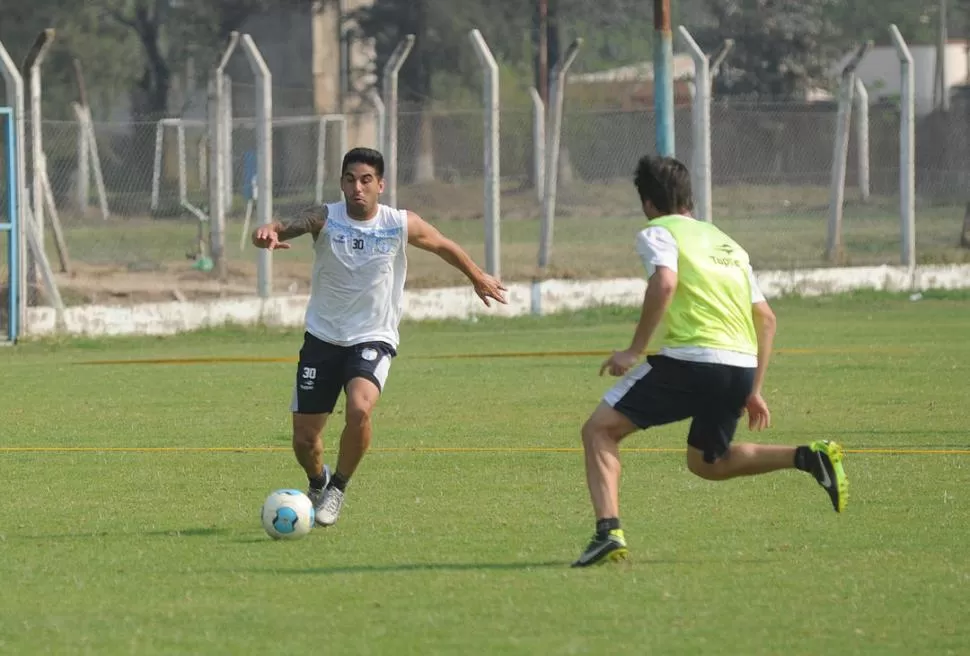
[290,332,397,414]
[604,354,755,463]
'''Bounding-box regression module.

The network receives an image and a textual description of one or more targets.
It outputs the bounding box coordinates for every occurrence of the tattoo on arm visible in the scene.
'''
[277,205,328,241]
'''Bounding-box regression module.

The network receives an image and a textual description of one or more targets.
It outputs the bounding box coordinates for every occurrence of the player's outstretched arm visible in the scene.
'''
[252,205,329,250]
[406,211,508,307]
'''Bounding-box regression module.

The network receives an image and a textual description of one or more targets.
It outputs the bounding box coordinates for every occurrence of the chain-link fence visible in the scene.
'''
[28,109,358,305]
[13,91,970,307]
[2,0,970,317]
[391,99,969,288]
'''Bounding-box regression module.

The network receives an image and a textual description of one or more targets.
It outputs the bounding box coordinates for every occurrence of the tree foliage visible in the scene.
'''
[0,0,303,119]
[352,0,533,108]
[1,0,968,119]
[93,0,306,117]
[694,0,844,98]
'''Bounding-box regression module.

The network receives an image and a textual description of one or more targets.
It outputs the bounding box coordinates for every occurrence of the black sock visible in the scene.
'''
[794,446,814,473]
[596,517,621,538]
[308,467,328,491]
[330,472,349,492]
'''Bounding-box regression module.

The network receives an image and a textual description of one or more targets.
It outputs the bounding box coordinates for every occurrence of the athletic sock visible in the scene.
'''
[595,517,621,539]
[308,467,328,491]
[793,446,814,474]
[330,472,349,492]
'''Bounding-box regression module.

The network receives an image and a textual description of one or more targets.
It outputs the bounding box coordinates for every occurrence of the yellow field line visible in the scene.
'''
[0,446,966,455]
[74,346,913,366]
[75,356,297,366]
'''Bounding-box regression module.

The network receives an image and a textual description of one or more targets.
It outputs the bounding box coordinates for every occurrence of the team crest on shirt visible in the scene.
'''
[376,239,395,254]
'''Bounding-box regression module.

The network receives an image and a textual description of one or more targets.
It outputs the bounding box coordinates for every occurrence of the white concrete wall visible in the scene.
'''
[23,264,970,338]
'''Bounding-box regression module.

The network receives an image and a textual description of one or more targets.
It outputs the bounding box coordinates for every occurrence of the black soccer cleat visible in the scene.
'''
[571,529,629,567]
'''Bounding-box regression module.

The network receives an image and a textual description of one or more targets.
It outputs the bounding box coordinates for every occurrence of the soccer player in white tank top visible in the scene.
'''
[252,148,507,527]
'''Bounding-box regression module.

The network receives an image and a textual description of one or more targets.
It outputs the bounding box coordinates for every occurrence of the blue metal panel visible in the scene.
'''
[0,107,18,342]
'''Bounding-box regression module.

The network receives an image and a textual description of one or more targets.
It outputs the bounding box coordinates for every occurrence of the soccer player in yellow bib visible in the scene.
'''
[572,155,848,568]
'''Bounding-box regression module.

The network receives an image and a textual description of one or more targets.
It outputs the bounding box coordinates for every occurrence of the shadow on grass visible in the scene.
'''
[237,560,570,575]
[11,526,237,540]
[233,556,778,575]
[145,527,235,538]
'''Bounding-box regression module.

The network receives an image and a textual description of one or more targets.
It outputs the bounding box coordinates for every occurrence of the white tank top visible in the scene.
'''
[304,202,408,349]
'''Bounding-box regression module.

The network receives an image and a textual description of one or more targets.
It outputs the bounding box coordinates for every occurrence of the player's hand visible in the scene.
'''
[744,393,771,431]
[473,274,508,307]
[252,226,291,250]
[599,349,639,377]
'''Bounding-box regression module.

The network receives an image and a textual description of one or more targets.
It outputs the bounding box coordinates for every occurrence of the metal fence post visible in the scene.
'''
[538,39,582,273]
[315,117,328,205]
[26,30,54,257]
[207,78,224,278]
[854,78,870,203]
[241,34,274,298]
[369,90,385,152]
[827,42,871,262]
[678,28,711,223]
[469,29,501,278]
[653,0,676,156]
[382,35,415,209]
[0,38,27,331]
[222,74,234,209]
[0,109,18,341]
[209,32,240,282]
[529,87,545,204]
[890,25,916,271]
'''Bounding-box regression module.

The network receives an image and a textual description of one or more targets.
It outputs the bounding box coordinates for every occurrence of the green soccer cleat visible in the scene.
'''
[809,440,849,512]
[571,529,629,567]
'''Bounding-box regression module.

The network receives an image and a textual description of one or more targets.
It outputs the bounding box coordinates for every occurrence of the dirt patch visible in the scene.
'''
[40,260,307,306]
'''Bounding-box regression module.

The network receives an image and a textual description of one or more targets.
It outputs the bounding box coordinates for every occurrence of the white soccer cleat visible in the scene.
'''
[314,485,345,527]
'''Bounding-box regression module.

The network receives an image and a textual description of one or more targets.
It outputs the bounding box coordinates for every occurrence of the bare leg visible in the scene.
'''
[581,402,640,520]
[292,413,330,478]
[335,378,382,480]
[686,442,796,481]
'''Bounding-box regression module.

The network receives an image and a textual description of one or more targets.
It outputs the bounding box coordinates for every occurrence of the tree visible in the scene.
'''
[93,0,176,119]
[831,0,945,46]
[64,0,306,190]
[0,2,142,122]
[698,0,844,99]
[89,0,308,119]
[354,0,533,183]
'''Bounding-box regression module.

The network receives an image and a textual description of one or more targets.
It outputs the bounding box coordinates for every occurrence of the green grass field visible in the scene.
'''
[1,292,968,654]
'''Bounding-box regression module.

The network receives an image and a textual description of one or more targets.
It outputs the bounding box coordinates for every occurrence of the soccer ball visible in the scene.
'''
[261,489,315,540]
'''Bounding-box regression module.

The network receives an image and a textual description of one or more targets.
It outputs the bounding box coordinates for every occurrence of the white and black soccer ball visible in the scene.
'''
[261,489,315,540]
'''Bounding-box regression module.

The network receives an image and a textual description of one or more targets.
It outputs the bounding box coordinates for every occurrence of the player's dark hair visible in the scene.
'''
[342,147,385,178]
[634,155,693,215]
